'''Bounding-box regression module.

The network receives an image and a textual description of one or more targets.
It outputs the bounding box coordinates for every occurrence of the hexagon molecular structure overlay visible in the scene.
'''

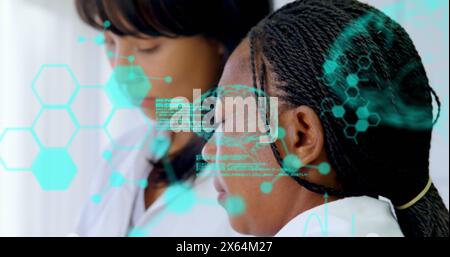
[105,65,152,109]
[32,148,77,191]
[33,109,78,148]
[70,87,113,128]
[32,64,79,107]
[0,129,40,171]
[105,108,153,151]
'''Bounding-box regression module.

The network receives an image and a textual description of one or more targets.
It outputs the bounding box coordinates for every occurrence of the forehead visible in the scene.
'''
[218,39,252,89]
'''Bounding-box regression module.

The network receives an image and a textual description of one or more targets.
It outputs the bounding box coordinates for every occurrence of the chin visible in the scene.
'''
[141,108,156,120]
[229,216,279,237]
[229,216,252,235]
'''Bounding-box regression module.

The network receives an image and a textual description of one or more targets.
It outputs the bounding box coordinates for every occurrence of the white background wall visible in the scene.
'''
[0,0,448,236]
[0,0,111,236]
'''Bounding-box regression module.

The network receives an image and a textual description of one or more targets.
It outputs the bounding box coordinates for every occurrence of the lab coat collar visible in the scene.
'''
[275,196,403,237]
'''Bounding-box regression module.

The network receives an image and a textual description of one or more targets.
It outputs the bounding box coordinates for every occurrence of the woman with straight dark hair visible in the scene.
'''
[74,0,272,236]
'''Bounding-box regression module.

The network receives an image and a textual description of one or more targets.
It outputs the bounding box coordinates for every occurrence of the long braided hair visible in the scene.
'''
[249,0,449,237]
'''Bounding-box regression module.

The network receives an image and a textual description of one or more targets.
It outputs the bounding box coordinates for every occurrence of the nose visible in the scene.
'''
[110,44,134,68]
[111,53,131,68]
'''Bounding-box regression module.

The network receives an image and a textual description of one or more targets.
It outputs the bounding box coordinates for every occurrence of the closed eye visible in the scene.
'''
[137,45,160,54]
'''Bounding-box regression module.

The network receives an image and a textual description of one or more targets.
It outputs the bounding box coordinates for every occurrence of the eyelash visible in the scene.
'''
[105,40,115,47]
[104,40,159,54]
[137,45,160,54]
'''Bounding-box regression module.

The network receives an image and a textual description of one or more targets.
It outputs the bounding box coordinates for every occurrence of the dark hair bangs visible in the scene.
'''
[76,0,273,51]
[76,0,183,38]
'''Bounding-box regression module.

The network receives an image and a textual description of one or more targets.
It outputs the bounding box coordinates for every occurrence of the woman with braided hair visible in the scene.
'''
[202,0,449,237]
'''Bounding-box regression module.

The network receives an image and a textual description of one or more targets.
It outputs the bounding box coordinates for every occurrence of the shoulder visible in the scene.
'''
[276,196,404,237]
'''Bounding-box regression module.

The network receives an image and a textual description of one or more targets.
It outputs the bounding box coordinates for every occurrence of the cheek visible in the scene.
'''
[221,137,281,220]
[141,40,220,100]
[219,131,281,189]
[139,56,173,97]
[225,170,286,236]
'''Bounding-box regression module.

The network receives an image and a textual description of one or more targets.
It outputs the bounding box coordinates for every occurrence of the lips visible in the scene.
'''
[139,97,156,108]
[213,177,227,203]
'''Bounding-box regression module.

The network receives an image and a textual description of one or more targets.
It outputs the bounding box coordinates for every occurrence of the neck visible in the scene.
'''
[282,184,342,228]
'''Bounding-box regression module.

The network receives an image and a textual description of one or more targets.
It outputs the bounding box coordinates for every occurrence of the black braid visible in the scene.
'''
[250,28,351,198]
[249,0,448,237]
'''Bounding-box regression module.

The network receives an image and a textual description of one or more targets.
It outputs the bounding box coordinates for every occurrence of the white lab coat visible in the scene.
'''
[75,123,240,237]
[275,196,404,237]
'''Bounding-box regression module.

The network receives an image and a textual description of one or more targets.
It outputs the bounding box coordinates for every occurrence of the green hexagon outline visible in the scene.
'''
[31,64,80,108]
[0,128,40,171]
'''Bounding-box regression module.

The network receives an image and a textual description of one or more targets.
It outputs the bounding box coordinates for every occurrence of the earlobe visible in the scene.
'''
[279,106,324,166]
[218,44,226,56]
[205,38,226,57]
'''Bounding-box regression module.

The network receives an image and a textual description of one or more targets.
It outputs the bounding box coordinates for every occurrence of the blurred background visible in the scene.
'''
[0,0,448,236]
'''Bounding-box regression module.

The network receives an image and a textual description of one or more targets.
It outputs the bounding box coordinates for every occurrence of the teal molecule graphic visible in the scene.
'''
[321,97,381,143]
[149,132,171,160]
[320,52,381,143]
[32,108,78,148]
[0,64,83,189]
[346,74,359,88]
[109,171,126,187]
[331,105,345,119]
[105,65,153,108]
[355,119,370,133]
[0,54,172,191]
[317,162,331,176]
[32,148,77,190]
[31,64,79,107]
[224,195,246,217]
[90,162,149,205]
[165,184,197,214]
[282,154,302,174]
[302,193,331,237]
[90,146,154,204]
[77,20,111,46]
[260,181,273,194]
[70,87,113,128]
[319,9,442,143]
[104,108,153,151]
[128,228,148,237]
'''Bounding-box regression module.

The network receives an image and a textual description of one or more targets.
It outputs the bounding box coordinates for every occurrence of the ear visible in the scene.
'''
[279,106,324,166]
